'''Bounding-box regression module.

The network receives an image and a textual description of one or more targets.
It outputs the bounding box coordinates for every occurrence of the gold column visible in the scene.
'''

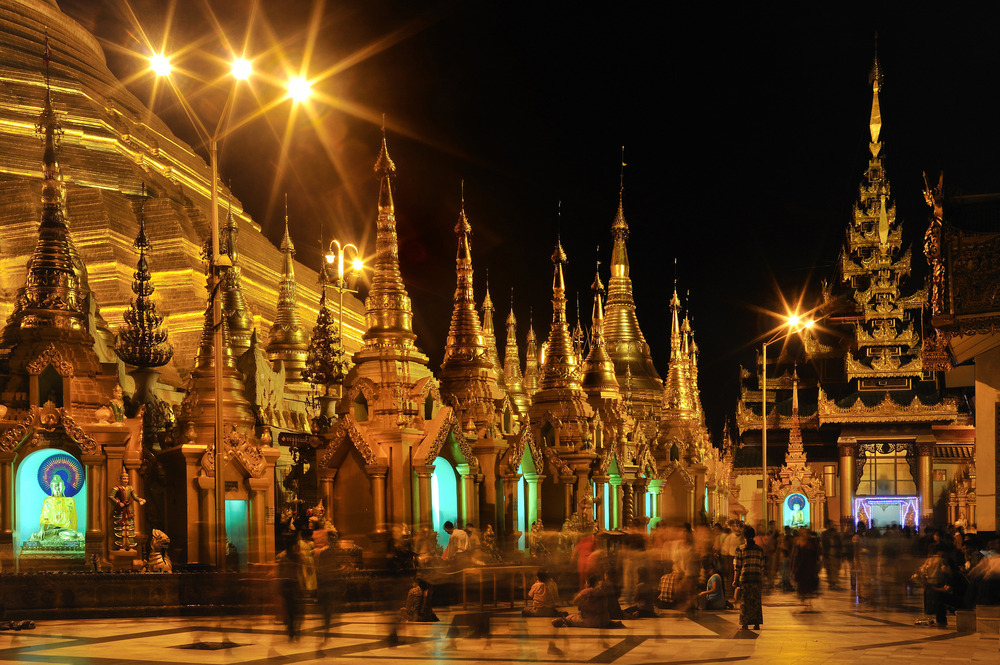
[0,457,11,534]
[622,483,635,527]
[562,477,574,519]
[414,466,433,530]
[916,438,935,522]
[838,441,855,528]
[501,474,520,548]
[608,477,622,529]
[369,466,389,533]
[593,476,608,530]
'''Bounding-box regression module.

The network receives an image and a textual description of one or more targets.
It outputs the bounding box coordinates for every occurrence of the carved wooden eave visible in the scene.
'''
[26,344,75,376]
[499,426,541,476]
[803,330,838,358]
[817,388,959,424]
[845,350,922,380]
[735,399,819,434]
[855,321,919,349]
[223,425,268,478]
[319,413,385,468]
[542,444,572,477]
[659,459,695,488]
[0,406,99,455]
[412,407,480,472]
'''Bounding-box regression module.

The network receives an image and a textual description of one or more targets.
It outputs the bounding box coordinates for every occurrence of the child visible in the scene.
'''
[522,569,566,617]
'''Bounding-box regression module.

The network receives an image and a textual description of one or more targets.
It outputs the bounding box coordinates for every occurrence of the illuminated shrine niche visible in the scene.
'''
[783,492,809,529]
[16,450,87,567]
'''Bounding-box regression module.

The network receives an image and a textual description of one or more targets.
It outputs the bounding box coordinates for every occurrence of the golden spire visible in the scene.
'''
[480,270,506,388]
[581,257,619,398]
[504,289,530,413]
[523,309,540,396]
[8,33,87,336]
[266,197,308,381]
[662,281,695,421]
[441,182,488,369]
[439,184,499,431]
[222,199,253,357]
[603,146,662,406]
[363,123,417,347]
[540,233,581,391]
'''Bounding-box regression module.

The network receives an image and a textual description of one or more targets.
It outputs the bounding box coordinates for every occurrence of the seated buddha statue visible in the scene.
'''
[30,472,82,543]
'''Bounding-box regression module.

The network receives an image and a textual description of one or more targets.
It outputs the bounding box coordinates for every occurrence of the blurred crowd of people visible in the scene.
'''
[267,515,1000,641]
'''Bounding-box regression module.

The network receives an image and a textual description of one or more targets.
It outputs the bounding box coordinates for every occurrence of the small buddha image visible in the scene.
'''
[786,494,807,528]
[30,471,82,544]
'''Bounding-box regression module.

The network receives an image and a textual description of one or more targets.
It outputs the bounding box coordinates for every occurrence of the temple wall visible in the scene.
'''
[975,346,1000,531]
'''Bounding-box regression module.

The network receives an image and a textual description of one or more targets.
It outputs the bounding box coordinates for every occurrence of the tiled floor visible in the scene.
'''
[1,585,997,664]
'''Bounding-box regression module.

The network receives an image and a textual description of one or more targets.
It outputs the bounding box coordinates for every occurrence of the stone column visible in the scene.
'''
[838,440,855,528]
[369,465,389,533]
[916,437,936,522]
[456,464,475,526]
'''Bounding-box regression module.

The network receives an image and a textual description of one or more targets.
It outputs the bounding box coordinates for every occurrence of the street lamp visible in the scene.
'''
[325,239,363,396]
[760,314,814,529]
[151,52,312,570]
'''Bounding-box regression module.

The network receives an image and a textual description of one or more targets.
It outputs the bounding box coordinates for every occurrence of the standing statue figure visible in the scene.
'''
[108,468,145,551]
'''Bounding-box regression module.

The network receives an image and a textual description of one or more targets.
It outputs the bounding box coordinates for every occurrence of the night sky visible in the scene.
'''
[60,1,1000,439]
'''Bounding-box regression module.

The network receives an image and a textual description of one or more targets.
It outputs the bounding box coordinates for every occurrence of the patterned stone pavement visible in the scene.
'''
[0,585,997,664]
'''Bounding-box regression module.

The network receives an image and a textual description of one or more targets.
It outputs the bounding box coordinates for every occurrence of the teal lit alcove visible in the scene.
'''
[431,456,458,549]
[225,499,249,570]
[15,448,87,564]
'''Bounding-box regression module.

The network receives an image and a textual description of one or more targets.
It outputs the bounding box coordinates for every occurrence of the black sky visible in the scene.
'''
[60,0,1000,439]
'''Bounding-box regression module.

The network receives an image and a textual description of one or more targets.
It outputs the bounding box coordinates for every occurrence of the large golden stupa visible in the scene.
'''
[0,0,364,387]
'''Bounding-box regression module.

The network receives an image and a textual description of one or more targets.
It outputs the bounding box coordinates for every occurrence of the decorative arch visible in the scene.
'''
[26,345,74,376]
[345,378,379,407]
[661,460,695,488]
[319,415,381,468]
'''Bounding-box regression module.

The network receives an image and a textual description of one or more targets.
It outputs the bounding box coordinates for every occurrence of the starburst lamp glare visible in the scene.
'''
[288,76,312,102]
[352,257,364,272]
[788,314,800,328]
[231,57,252,80]
[150,53,172,77]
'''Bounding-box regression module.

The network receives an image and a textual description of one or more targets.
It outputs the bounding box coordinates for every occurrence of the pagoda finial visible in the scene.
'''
[117,185,173,368]
[869,36,883,148]
[580,251,619,398]
[363,125,417,347]
[267,194,307,380]
[540,232,579,391]
[504,287,529,413]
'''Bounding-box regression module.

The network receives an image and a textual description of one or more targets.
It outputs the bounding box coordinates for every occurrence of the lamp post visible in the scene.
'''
[151,52,312,569]
[760,314,814,529]
[325,240,363,396]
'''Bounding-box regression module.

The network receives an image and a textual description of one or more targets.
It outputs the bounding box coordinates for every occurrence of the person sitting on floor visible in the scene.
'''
[522,569,568,617]
[400,578,439,622]
[600,568,626,619]
[656,562,680,609]
[552,575,623,628]
[623,567,657,618]
[697,561,727,610]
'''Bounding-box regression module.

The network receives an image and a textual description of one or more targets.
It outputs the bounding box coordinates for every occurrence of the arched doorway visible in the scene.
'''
[431,455,458,549]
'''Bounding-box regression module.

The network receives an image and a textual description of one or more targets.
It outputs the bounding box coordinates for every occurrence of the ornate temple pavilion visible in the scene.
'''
[734,55,973,532]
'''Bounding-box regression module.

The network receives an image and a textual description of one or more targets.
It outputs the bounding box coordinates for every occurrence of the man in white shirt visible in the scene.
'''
[442,521,469,563]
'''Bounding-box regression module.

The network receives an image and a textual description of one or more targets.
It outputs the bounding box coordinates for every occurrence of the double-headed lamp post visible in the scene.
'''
[760,314,814,529]
[151,52,312,569]
[325,240,363,396]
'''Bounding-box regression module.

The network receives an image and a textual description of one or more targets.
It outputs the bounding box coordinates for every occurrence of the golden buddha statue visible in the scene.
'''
[30,472,82,543]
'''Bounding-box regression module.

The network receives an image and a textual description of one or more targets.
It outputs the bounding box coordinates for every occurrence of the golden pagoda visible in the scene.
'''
[265,208,309,387]
[503,293,530,416]
[523,313,541,397]
[603,154,662,414]
[222,204,254,359]
[580,264,620,401]
[438,187,501,432]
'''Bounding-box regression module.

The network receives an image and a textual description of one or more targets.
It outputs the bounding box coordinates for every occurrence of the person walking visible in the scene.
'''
[733,526,766,630]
